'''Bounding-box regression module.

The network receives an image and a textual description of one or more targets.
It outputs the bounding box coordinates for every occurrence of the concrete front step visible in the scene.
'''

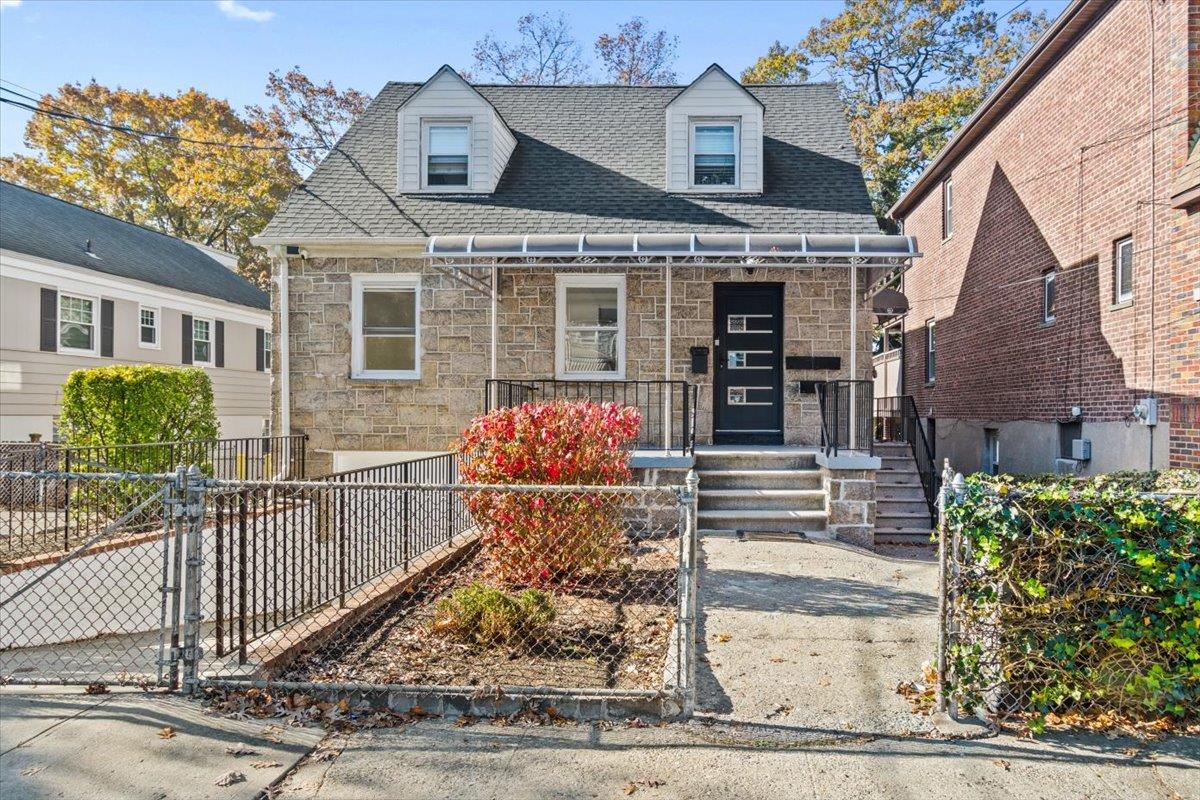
[699,488,825,511]
[876,485,926,502]
[697,508,827,534]
[693,449,818,472]
[698,468,823,490]
[875,530,934,544]
[877,498,931,515]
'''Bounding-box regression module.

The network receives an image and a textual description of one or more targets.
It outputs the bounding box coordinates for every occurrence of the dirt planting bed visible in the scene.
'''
[282,539,680,691]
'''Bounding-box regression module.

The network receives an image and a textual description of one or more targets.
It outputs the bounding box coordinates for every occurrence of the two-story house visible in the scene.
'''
[0,180,273,440]
[886,0,1198,475]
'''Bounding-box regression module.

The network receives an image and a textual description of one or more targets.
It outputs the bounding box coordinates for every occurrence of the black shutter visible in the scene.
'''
[39,288,57,352]
[215,320,225,368]
[181,314,193,364]
[100,299,114,357]
[255,328,265,372]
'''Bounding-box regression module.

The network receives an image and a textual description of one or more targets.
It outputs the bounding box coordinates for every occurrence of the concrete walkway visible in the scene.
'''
[0,687,322,800]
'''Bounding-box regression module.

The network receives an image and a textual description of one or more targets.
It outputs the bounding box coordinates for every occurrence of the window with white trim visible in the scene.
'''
[1042,271,1056,323]
[556,275,625,379]
[352,275,420,379]
[941,176,954,240]
[192,317,213,365]
[58,293,97,354]
[1113,236,1133,303]
[690,120,739,187]
[925,318,936,384]
[263,331,272,371]
[139,305,159,348]
[422,121,470,188]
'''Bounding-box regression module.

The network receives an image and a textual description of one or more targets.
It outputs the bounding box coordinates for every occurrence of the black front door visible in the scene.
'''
[713,283,784,444]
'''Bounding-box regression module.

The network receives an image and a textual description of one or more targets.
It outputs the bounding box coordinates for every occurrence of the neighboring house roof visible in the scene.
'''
[1170,139,1200,209]
[0,180,269,310]
[889,0,1106,219]
[258,81,879,242]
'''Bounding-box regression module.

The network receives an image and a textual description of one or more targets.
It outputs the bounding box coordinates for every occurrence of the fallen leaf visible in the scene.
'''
[158,727,176,739]
[261,725,284,743]
[214,771,246,787]
[769,657,785,664]
[624,784,639,796]
[249,760,281,769]
[993,759,1011,771]
[19,765,44,777]
[715,633,732,643]
[225,743,258,756]
[84,683,109,695]
[818,677,831,687]
[765,704,794,720]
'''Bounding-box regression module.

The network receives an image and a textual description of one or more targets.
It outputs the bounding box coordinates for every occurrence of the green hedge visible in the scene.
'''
[945,471,1200,722]
[59,365,219,472]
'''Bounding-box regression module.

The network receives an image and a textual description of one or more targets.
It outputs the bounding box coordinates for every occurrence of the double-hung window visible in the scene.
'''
[690,121,738,187]
[139,306,159,348]
[263,331,272,371]
[1113,236,1133,304]
[941,177,954,240]
[925,319,936,384]
[192,317,213,365]
[59,293,97,355]
[352,275,420,379]
[423,122,470,188]
[556,275,625,379]
[1042,271,1056,323]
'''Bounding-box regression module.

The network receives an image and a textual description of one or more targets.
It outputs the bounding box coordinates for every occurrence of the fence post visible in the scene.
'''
[180,464,205,695]
[935,458,961,715]
[675,469,699,715]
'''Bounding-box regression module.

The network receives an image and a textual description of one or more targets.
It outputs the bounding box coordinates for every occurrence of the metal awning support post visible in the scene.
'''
[664,257,673,452]
[849,262,858,451]
[489,266,498,407]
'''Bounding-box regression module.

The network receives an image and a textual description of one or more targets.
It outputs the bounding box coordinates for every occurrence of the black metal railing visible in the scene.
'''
[874,395,939,520]
[816,380,874,457]
[484,379,697,455]
[318,452,459,484]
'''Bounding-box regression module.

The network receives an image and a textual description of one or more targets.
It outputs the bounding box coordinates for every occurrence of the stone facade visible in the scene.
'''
[819,466,877,548]
[274,256,873,474]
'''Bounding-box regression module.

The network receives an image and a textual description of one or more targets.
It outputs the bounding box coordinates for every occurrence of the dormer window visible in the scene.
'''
[423,121,470,188]
[691,121,739,187]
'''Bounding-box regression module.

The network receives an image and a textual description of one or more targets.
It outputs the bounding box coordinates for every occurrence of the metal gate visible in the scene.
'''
[0,468,192,688]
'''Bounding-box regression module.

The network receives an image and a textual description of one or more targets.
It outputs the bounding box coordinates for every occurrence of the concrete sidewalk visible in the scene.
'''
[0,687,322,800]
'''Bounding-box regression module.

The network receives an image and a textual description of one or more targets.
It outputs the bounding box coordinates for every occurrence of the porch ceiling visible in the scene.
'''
[425,232,920,266]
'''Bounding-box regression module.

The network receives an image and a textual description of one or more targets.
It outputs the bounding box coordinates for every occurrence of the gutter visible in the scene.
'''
[888,0,1109,220]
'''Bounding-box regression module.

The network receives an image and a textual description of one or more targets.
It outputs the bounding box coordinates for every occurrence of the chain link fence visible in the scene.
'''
[935,464,1200,723]
[2,465,699,717]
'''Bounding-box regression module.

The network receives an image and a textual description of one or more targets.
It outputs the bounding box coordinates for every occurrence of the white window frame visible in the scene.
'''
[191,315,214,366]
[555,274,626,380]
[263,330,272,371]
[138,304,160,349]
[688,118,741,190]
[941,176,954,240]
[420,119,471,192]
[925,318,936,384]
[58,292,99,357]
[1113,236,1133,304]
[1042,272,1056,324]
[351,273,421,380]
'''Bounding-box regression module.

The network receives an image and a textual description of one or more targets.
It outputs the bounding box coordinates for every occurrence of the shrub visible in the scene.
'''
[945,472,1200,722]
[455,400,641,587]
[59,365,219,471]
[431,583,555,647]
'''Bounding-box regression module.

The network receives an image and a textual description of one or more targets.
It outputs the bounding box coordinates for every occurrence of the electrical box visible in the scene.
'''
[1054,458,1082,475]
[1071,438,1092,461]
[689,346,709,374]
[1132,397,1159,426]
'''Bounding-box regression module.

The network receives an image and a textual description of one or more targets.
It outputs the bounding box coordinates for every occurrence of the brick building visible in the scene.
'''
[886,0,1199,475]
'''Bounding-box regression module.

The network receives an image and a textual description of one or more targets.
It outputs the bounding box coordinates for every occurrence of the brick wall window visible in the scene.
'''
[1113,236,1133,304]
[924,318,936,384]
[941,176,954,240]
[1042,271,1057,323]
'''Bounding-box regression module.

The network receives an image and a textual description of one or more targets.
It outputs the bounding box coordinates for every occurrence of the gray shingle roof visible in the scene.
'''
[0,181,269,310]
[260,82,879,240]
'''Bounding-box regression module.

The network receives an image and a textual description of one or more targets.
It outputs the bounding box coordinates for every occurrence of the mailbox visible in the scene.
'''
[689,346,710,374]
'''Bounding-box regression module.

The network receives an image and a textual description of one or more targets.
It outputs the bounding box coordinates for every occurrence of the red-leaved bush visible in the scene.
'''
[455,400,641,587]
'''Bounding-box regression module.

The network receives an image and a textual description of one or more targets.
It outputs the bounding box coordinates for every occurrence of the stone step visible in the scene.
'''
[872,441,913,454]
[879,455,917,470]
[875,529,935,545]
[875,484,927,501]
[697,508,827,534]
[698,488,826,511]
[877,498,931,516]
[697,468,823,490]
[693,449,818,472]
[876,473,922,487]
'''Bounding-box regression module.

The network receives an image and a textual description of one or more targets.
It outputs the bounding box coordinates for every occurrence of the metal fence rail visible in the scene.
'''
[817,380,874,456]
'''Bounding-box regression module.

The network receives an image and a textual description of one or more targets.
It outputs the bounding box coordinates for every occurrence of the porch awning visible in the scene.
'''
[425,233,920,265]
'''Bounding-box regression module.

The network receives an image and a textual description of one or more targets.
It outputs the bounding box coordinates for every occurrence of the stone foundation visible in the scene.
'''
[818,461,877,548]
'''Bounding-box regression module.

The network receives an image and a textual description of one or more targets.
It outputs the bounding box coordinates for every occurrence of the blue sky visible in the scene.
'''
[0,0,1068,157]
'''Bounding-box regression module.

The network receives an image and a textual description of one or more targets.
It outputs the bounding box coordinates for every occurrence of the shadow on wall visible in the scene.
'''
[907,163,1185,469]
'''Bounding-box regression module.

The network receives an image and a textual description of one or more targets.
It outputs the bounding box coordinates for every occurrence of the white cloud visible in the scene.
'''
[0,1,24,11]
[215,0,275,23]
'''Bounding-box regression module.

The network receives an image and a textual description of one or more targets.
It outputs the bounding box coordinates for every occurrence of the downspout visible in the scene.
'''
[665,257,673,451]
[1146,0,1158,470]
[273,245,291,439]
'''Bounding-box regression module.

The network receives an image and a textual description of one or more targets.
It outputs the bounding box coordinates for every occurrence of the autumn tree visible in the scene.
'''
[744,0,1049,220]
[247,68,371,175]
[472,12,590,84]
[741,41,808,84]
[595,17,679,85]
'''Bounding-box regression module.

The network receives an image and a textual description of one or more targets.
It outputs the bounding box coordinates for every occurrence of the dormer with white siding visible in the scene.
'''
[397,65,516,194]
[665,65,764,194]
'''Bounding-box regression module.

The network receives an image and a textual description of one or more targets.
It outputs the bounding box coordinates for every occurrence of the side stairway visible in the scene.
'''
[695,449,828,538]
[874,441,934,544]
